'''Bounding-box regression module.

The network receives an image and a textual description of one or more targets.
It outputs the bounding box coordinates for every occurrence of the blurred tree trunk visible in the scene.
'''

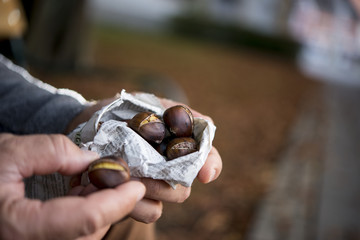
[25,0,90,71]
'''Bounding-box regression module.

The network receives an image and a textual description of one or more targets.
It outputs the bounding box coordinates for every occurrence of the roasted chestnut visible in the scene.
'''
[129,112,166,144]
[154,137,173,156]
[163,105,194,137]
[166,137,197,160]
[88,156,130,189]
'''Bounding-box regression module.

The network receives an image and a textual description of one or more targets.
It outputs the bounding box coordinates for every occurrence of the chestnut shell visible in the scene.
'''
[166,137,197,160]
[129,112,166,144]
[88,156,130,189]
[163,105,194,137]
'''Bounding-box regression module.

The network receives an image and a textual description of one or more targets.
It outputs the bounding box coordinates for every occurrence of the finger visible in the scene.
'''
[65,97,118,134]
[79,184,99,196]
[129,199,163,223]
[75,225,111,240]
[197,147,222,184]
[159,98,178,109]
[67,184,99,197]
[0,134,98,182]
[140,178,191,203]
[190,109,214,123]
[67,186,85,196]
[5,181,145,240]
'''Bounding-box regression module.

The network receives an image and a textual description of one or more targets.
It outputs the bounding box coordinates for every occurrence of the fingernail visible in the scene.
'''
[137,192,144,201]
[209,169,217,182]
[134,182,146,201]
[82,150,99,161]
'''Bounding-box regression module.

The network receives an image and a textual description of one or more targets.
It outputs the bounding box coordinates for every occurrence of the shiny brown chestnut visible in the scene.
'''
[129,112,166,144]
[88,156,130,189]
[166,137,197,160]
[163,105,194,137]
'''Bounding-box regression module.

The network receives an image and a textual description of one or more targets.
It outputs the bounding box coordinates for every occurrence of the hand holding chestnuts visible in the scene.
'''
[88,155,130,189]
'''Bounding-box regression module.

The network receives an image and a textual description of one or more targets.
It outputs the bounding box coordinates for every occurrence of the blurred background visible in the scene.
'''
[1,0,360,239]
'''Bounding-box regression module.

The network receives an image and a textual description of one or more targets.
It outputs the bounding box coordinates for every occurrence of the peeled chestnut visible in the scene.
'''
[129,112,166,144]
[88,156,130,189]
[163,105,194,137]
[166,137,197,160]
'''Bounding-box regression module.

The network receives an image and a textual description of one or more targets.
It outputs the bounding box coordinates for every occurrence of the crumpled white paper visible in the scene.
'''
[69,90,216,188]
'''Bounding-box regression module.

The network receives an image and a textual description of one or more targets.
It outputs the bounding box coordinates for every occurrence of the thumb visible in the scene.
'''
[2,181,145,240]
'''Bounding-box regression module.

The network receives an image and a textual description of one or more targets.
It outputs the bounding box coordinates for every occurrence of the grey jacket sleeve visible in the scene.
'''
[0,54,88,134]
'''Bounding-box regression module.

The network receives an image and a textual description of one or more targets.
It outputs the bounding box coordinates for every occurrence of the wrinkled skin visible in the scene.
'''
[0,134,145,240]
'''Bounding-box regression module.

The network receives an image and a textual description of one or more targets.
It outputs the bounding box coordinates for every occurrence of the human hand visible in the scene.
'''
[159,98,223,183]
[0,134,145,240]
[128,98,222,223]
[76,96,223,183]
[65,98,117,134]
[66,94,222,224]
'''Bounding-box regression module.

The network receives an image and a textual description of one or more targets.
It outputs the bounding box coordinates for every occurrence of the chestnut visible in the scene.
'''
[88,156,130,189]
[129,112,166,144]
[154,137,173,156]
[163,105,194,137]
[166,137,197,160]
